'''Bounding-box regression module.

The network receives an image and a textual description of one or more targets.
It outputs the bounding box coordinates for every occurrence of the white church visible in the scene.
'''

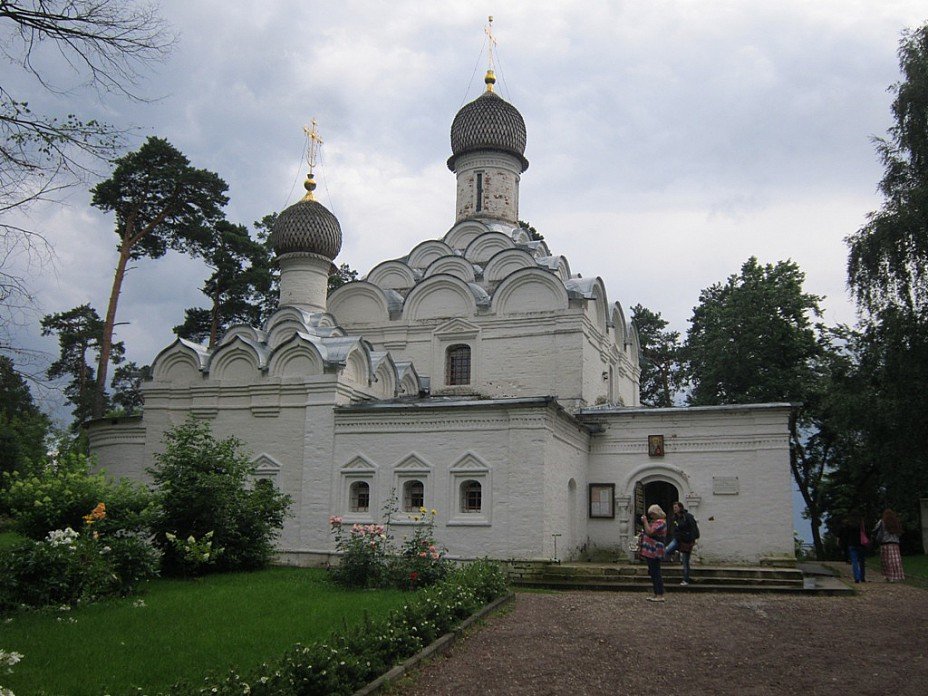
[88,68,795,565]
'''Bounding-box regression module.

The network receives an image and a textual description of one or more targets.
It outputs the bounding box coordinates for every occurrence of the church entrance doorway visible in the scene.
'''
[643,480,679,526]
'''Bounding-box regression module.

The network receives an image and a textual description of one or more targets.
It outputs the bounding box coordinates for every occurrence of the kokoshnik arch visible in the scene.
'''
[87,65,795,565]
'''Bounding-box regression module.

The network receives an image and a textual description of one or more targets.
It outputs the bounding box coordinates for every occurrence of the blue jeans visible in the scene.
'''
[646,556,664,596]
[848,545,866,583]
[664,539,691,583]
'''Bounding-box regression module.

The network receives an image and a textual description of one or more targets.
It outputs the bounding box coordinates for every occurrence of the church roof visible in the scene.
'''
[448,76,529,172]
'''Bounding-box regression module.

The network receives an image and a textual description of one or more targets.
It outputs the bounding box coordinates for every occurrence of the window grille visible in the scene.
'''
[446,344,471,385]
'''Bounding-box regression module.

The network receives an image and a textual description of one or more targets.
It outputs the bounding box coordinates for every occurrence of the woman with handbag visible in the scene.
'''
[872,509,905,582]
[640,504,668,602]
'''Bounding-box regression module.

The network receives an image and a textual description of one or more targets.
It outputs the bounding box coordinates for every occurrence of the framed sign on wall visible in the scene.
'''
[589,483,615,518]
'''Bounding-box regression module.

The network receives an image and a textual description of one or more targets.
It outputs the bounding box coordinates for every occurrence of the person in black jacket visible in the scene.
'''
[838,513,868,583]
[664,501,697,585]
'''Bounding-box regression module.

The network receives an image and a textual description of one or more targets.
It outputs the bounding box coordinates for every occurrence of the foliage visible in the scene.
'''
[174,220,274,348]
[518,219,544,242]
[167,560,509,696]
[839,23,928,549]
[0,0,173,361]
[0,524,159,612]
[0,567,408,695]
[109,360,147,416]
[90,137,229,417]
[630,303,682,407]
[147,418,291,576]
[682,257,836,555]
[40,304,124,427]
[0,355,49,478]
[327,262,359,294]
[164,531,223,574]
[0,450,156,539]
[328,498,450,591]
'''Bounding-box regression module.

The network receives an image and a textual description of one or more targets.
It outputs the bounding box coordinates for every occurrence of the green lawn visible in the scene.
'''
[867,552,928,587]
[1,567,408,695]
[0,531,23,549]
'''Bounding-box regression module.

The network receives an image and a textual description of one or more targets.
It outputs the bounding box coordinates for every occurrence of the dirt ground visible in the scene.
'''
[399,566,927,696]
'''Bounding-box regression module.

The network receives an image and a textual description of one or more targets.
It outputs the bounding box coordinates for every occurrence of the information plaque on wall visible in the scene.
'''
[589,483,615,518]
[713,476,740,495]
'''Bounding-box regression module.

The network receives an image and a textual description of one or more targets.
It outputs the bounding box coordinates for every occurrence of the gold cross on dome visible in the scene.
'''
[485,16,496,71]
[302,118,324,174]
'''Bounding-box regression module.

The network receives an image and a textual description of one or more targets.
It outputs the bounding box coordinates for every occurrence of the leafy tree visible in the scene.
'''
[90,137,228,417]
[683,257,834,555]
[109,361,146,416]
[0,355,49,476]
[0,0,173,359]
[842,23,928,545]
[518,219,544,242]
[328,262,358,294]
[148,418,291,576]
[174,220,272,348]
[40,304,123,427]
[630,303,682,407]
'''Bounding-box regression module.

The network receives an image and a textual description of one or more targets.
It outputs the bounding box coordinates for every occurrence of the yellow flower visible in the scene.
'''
[431,508,438,516]
[419,506,427,514]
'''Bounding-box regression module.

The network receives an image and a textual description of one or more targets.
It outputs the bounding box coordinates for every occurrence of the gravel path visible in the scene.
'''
[399,568,927,696]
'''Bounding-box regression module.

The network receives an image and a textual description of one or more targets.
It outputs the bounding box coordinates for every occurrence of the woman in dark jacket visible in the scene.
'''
[839,514,867,583]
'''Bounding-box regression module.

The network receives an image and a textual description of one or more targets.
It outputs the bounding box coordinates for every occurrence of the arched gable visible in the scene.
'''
[366,260,418,292]
[267,333,325,378]
[627,322,641,369]
[220,324,264,346]
[463,231,516,265]
[151,339,207,383]
[424,255,477,282]
[443,219,488,251]
[611,302,628,345]
[264,307,313,350]
[538,255,572,282]
[483,248,537,283]
[521,239,551,259]
[491,267,570,315]
[371,352,398,399]
[342,343,373,386]
[403,274,478,321]
[327,281,391,326]
[208,336,264,382]
[407,240,454,270]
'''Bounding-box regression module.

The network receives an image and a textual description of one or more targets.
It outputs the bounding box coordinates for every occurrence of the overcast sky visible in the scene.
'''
[5,0,927,422]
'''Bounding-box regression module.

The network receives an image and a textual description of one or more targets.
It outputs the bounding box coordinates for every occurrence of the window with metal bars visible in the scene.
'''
[445,344,471,385]
[403,480,425,511]
[461,480,482,513]
[349,481,370,512]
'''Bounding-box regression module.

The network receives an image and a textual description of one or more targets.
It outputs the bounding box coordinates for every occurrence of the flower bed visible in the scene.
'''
[169,559,510,696]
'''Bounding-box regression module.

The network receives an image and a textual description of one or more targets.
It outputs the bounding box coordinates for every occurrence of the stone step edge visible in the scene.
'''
[512,580,850,595]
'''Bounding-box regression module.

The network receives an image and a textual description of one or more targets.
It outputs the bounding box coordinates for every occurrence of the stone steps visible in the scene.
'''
[504,561,852,595]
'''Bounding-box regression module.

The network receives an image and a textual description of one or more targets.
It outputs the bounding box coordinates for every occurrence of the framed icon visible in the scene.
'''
[648,434,665,457]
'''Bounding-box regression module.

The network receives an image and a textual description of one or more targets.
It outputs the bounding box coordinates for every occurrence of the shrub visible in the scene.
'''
[0,451,156,539]
[328,519,389,588]
[0,525,159,612]
[169,560,510,695]
[148,419,291,576]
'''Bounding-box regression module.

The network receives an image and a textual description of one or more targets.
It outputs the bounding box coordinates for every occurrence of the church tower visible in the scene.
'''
[268,121,342,313]
[447,21,528,225]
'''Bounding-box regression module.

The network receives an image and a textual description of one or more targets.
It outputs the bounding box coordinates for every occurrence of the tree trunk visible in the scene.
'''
[93,245,131,418]
[208,287,221,349]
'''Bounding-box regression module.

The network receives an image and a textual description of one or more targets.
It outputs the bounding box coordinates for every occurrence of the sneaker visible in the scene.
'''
[680,581,689,586]
[646,596,665,602]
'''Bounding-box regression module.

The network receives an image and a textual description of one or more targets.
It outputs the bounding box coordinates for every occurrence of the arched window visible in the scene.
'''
[460,479,482,513]
[446,344,471,385]
[403,480,425,511]
[349,481,370,513]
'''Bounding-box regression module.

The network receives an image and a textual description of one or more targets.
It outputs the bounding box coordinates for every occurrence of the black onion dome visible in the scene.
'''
[448,91,529,172]
[269,198,342,260]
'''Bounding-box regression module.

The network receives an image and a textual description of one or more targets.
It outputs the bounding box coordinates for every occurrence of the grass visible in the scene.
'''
[1,567,409,696]
[867,552,928,588]
[0,531,24,549]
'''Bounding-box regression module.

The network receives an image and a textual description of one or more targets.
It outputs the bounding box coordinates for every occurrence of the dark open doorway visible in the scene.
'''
[643,480,679,524]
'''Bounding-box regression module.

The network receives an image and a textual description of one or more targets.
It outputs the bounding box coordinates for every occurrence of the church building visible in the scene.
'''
[87,67,795,565]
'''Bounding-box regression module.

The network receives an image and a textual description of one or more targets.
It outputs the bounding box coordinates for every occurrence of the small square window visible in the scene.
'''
[446,344,471,386]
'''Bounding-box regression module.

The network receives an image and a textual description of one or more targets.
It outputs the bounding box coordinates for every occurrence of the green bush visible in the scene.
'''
[168,559,510,695]
[0,528,159,612]
[148,419,291,576]
[0,451,156,539]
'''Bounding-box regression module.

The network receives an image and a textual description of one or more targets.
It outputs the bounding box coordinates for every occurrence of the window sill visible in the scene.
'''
[447,518,492,527]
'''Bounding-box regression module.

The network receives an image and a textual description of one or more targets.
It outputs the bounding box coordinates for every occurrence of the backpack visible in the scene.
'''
[690,514,700,540]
